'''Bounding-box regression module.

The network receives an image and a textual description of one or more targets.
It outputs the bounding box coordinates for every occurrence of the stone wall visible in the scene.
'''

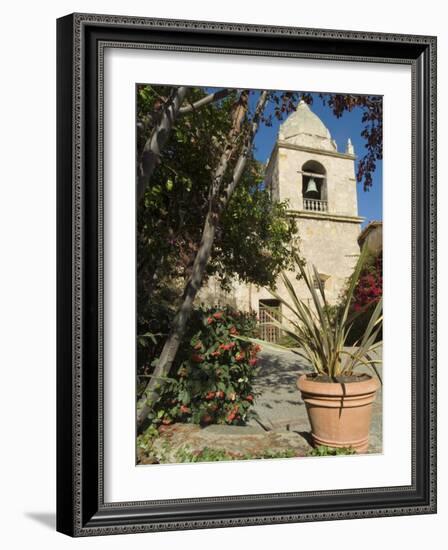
[198,214,361,315]
[274,143,359,217]
[199,113,364,324]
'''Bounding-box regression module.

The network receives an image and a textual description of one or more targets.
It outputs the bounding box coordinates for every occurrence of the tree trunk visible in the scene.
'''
[137,90,268,427]
[137,87,188,203]
[178,88,230,114]
[137,88,231,203]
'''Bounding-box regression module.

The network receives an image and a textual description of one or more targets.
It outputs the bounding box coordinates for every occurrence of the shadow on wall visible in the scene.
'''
[24,512,56,531]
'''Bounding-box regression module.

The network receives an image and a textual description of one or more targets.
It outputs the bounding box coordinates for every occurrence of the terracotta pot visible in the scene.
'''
[297,374,379,453]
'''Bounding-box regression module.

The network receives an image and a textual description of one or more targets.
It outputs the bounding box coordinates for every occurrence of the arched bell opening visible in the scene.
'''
[301,160,328,212]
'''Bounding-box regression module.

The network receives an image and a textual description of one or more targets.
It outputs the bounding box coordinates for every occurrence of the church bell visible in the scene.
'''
[305,177,318,196]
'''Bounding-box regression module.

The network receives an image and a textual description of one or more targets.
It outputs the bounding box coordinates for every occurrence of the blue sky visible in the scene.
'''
[250,91,382,226]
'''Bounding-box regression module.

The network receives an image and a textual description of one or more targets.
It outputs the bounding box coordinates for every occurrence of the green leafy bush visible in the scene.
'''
[149,305,261,427]
[137,290,176,399]
[175,446,299,462]
[308,445,356,456]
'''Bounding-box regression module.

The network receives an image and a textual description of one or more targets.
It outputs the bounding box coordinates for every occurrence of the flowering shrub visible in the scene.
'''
[346,250,383,345]
[352,252,382,311]
[152,306,261,426]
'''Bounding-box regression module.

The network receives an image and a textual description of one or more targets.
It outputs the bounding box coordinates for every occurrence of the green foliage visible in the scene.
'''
[146,305,262,427]
[137,442,301,464]
[216,180,299,289]
[136,86,298,309]
[175,446,298,462]
[137,86,236,288]
[249,248,383,380]
[308,445,356,457]
[136,285,179,397]
[136,425,159,450]
[175,446,233,462]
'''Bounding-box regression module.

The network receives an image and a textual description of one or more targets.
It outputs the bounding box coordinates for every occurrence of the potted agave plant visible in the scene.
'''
[260,250,382,454]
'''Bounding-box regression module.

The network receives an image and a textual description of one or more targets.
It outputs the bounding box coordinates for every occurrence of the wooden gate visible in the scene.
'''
[258,299,281,343]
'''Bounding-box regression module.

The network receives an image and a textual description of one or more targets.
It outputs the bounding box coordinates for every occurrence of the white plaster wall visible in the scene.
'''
[292,217,361,302]
[225,216,361,313]
[285,133,336,151]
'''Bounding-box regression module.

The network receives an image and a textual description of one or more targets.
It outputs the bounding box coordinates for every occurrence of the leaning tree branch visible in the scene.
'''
[137,88,232,203]
[178,88,230,114]
[136,90,268,428]
[137,86,188,203]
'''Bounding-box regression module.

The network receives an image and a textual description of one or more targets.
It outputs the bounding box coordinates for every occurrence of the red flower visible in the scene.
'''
[206,317,214,325]
[180,405,191,414]
[213,311,223,320]
[219,342,235,351]
[248,358,257,366]
[211,350,221,357]
[226,404,239,422]
[246,395,254,402]
[205,391,215,400]
[191,353,204,363]
[215,390,225,399]
[235,352,245,362]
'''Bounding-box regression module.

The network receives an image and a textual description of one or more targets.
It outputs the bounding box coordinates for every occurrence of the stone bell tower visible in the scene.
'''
[200,101,363,341]
[263,100,363,305]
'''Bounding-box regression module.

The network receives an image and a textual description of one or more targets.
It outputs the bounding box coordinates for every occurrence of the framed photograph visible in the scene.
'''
[57,13,437,536]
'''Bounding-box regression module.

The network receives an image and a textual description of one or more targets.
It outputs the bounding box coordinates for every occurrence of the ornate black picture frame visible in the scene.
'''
[56,13,437,537]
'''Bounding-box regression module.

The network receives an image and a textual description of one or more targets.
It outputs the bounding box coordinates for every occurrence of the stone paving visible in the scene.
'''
[143,423,310,463]
[249,347,383,454]
[248,348,312,433]
[139,347,382,463]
